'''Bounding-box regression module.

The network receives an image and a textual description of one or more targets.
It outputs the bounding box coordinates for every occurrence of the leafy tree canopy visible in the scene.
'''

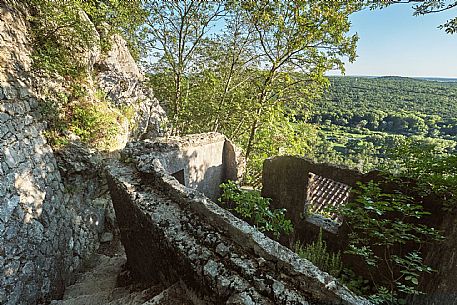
[145,0,362,180]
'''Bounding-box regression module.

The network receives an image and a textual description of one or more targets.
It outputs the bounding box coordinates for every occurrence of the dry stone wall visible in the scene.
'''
[0,3,105,304]
[1,93,68,305]
[0,1,167,304]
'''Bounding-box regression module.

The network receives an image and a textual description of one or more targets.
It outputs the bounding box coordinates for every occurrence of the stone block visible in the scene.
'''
[3,85,17,99]
[100,232,113,243]
[1,195,20,223]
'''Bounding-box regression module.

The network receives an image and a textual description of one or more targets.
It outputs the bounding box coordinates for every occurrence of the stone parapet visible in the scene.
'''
[107,156,372,305]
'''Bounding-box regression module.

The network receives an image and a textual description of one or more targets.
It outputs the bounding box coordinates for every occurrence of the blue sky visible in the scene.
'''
[327,5,457,78]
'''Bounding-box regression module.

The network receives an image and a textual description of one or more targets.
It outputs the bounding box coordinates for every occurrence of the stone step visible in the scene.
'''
[50,291,111,305]
[51,285,160,305]
[63,255,126,300]
[142,283,193,305]
[106,286,160,305]
[50,241,193,305]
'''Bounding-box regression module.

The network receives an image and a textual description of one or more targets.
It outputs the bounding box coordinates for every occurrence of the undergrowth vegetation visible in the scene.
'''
[218,180,293,238]
[29,0,95,77]
[39,86,131,151]
[294,228,342,277]
[69,100,126,149]
[335,181,443,304]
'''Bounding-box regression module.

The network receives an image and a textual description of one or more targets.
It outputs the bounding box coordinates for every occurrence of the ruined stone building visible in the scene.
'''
[1,2,456,305]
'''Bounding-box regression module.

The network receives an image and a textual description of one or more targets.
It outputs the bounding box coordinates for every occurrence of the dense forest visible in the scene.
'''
[312,76,457,138]
[310,77,457,171]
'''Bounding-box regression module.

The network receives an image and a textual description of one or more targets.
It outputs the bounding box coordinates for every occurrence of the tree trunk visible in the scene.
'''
[172,72,182,135]
[244,107,262,163]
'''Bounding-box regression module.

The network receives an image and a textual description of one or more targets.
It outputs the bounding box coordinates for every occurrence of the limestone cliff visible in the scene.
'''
[0,2,165,304]
[95,34,166,141]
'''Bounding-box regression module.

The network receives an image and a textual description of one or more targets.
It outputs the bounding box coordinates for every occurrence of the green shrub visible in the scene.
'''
[39,86,129,151]
[219,180,293,238]
[386,140,457,210]
[339,268,372,296]
[337,181,443,304]
[31,38,87,77]
[294,228,342,277]
[29,0,97,77]
[69,100,126,150]
[29,0,147,76]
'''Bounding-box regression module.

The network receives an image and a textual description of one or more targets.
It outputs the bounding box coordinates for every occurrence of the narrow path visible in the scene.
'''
[50,240,193,305]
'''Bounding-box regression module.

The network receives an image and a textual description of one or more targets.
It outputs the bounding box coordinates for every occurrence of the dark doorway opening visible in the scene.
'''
[172,169,185,185]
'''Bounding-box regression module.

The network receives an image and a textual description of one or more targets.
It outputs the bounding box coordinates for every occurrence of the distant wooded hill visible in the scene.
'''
[311,76,457,139]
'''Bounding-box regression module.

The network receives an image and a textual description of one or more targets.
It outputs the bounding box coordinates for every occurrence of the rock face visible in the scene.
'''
[106,147,372,305]
[0,3,104,304]
[96,34,166,141]
[0,2,166,304]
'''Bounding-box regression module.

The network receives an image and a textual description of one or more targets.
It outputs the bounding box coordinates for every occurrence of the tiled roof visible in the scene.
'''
[306,172,352,222]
